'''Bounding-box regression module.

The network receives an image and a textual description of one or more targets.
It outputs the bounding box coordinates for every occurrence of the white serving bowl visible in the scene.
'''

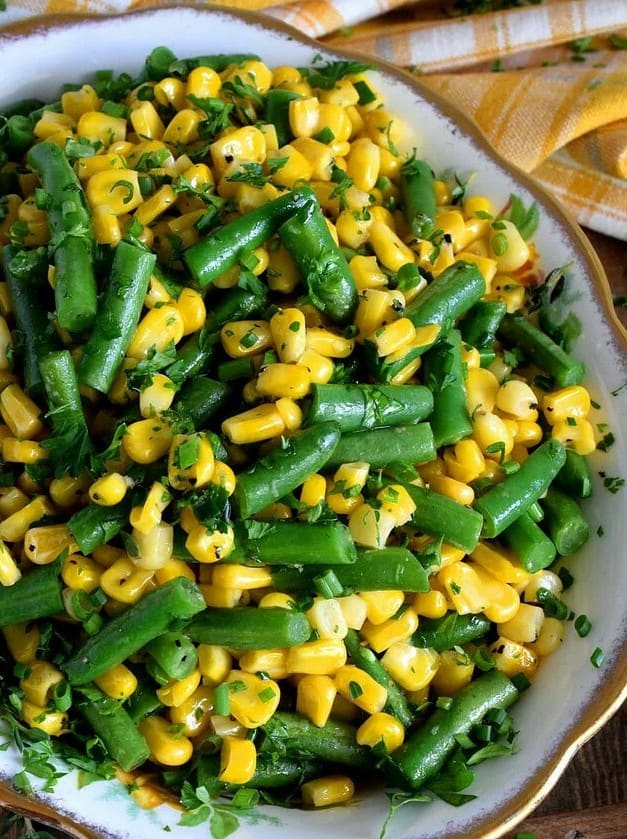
[0,7,625,839]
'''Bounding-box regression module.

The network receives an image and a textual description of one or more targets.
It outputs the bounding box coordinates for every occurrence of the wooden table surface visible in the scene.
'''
[1,229,625,839]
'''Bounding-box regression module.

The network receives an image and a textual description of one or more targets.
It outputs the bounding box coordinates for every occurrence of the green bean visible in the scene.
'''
[68,500,131,555]
[217,357,256,382]
[498,313,585,388]
[473,439,567,538]
[306,383,433,433]
[126,682,163,723]
[502,512,557,572]
[78,241,156,393]
[173,376,229,429]
[164,329,218,384]
[400,482,484,553]
[63,577,206,685]
[404,261,486,332]
[423,329,472,447]
[325,424,435,469]
[278,197,358,323]
[228,520,357,566]
[554,449,593,498]
[205,282,268,330]
[184,186,316,288]
[196,754,325,791]
[144,631,198,680]
[541,486,590,556]
[2,246,59,397]
[261,711,374,769]
[77,686,150,772]
[186,607,311,650]
[460,300,507,350]
[0,559,63,628]
[165,52,261,78]
[232,422,340,518]
[270,546,430,594]
[399,157,436,236]
[345,630,414,727]
[389,671,519,790]
[412,612,492,652]
[27,140,97,332]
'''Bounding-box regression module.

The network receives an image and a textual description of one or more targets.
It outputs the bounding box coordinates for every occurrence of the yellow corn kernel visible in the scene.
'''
[168,432,215,491]
[463,195,494,219]
[0,496,54,543]
[356,712,405,752]
[75,152,126,181]
[212,564,272,590]
[17,471,41,496]
[108,358,138,405]
[169,685,215,738]
[22,700,67,736]
[289,96,320,138]
[127,305,185,359]
[296,674,337,727]
[369,221,415,272]
[438,562,488,615]
[2,622,40,663]
[184,64,221,101]
[332,208,370,250]
[133,522,174,571]
[443,439,485,484]
[427,474,475,506]
[272,65,310,92]
[472,410,514,458]
[255,363,311,400]
[266,144,313,189]
[220,320,272,359]
[1,437,47,465]
[122,417,173,464]
[551,418,596,455]
[332,596,366,633]
[299,473,327,509]
[306,597,349,640]
[0,540,20,586]
[296,348,335,384]
[368,318,417,358]
[95,663,138,701]
[461,344,481,371]
[208,461,235,498]
[495,379,539,421]
[364,108,404,148]
[139,715,193,766]
[373,483,415,527]
[139,373,177,418]
[305,327,354,359]
[47,471,88,508]
[155,558,196,586]
[431,649,475,696]
[134,184,176,226]
[86,168,142,214]
[198,645,232,685]
[257,593,296,612]
[353,289,399,340]
[290,137,334,181]
[217,735,257,785]
[334,664,387,714]
[345,136,380,191]
[453,252,497,292]
[542,386,591,426]
[210,125,266,176]
[0,316,12,370]
[465,367,499,416]
[273,398,302,434]
[154,76,187,110]
[497,602,545,644]
[162,108,201,146]
[76,110,125,145]
[90,545,126,569]
[348,503,396,549]
[413,590,448,619]
[129,481,172,534]
[222,403,284,445]
[470,542,530,588]
[390,357,422,385]
[269,308,307,365]
[91,204,122,246]
[185,523,235,565]
[466,562,520,623]
[360,606,419,653]
[61,84,101,119]
[170,289,204,338]
[514,420,543,449]
[286,638,347,676]
[301,775,354,808]
[239,648,288,680]
[61,553,102,592]
[89,472,133,506]
[224,670,280,728]
[349,255,387,291]
[156,669,202,709]
[128,99,164,140]
[0,383,43,439]
[488,220,530,271]
[490,636,538,678]
[488,275,525,313]
[33,110,74,140]
[99,557,154,604]
[20,660,64,707]
[359,590,405,626]
[528,616,565,657]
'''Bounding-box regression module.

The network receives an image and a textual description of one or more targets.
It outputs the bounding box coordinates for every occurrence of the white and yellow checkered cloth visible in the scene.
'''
[3,0,627,238]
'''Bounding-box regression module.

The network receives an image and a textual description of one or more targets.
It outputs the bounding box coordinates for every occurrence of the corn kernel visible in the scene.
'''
[334,664,387,714]
[286,638,347,675]
[301,775,354,808]
[224,670,280,728]
[95,663,138,701]
[489,636,538,678]
[296,674,337,727]
[139,715,193,766]
[356,712,405,752]
[431,649,475,696]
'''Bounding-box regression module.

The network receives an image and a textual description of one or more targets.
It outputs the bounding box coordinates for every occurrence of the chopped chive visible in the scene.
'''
[314,127,335,144]
[435,696,453,710]
[214,683,230,716]
[349,680,363,700]
[511,673,531,692]
[535,587,568,620]
[314,569,343,599]
[240,329,260,349]
[575,614,592,637]
[590,647,604,668]
[354,80,377,105]
[557,567,575,590]
[258,686,276,703]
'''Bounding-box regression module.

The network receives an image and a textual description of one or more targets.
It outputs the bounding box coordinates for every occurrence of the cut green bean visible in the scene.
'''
[306,383,433,432]
[261,711,374,769]
[400,482,484,553]
[554,449,593,498]
[0,559,63,628]
[278,197,358,323]
[232,422,340,518]
[412,612,492,652]
[325,424,435,469]
[399,157,436,236]
[174,376,229,429]
[473,439,567,538]
[63,577,206,685]
[77,686,150,772]
[501,512,557,572]
[423,329,472,448]
[460,300,507,349]
[498,313,585,388]
[228,520,357,566]
[186,607,311,649]
[144,631,198,680]
[78,241,156,393]
[389,671,519,790]
[404,261,486,332]
[541,486,590,556]
[27,140,97,332]
[164,330,218,384]
[68,500,131,555]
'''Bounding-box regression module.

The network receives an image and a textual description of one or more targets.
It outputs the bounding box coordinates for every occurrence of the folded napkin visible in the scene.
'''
[2,0,627,238]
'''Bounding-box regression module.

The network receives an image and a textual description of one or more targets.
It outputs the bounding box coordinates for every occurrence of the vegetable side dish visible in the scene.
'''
[0,47,597,831]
